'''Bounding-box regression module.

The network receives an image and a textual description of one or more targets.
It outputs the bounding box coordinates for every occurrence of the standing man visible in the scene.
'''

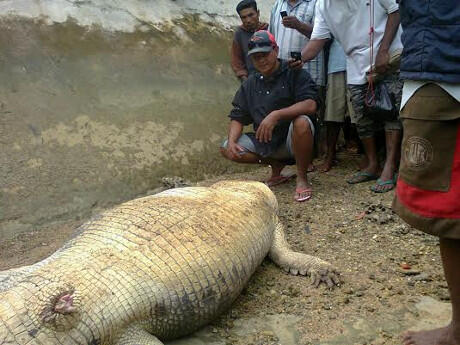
[302,0,403,192]
[231,0,268,82]
[319,38,357,172]
[221,31,318,202]
[393,1,460,345]
[269,0,325,88]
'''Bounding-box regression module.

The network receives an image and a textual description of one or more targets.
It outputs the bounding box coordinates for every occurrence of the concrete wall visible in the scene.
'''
[0,1,273,239]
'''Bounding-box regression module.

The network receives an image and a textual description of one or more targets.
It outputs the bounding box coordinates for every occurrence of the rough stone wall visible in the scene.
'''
[0,1,272,239]
[0,0,272,31]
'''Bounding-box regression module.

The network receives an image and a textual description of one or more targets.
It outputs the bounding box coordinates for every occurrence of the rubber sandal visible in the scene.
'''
[370,176,397,193]
[347,171,379,184]
[294,187,312,202]
[264,173,296,187]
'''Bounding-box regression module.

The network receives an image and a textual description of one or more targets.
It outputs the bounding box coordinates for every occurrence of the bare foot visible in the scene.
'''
[268,162,285,180]
[318,158,337,173]
[345,142,359,154]
[402,325,460,345]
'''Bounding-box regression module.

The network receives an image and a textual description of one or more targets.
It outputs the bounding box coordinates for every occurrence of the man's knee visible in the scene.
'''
[293,116,312,135]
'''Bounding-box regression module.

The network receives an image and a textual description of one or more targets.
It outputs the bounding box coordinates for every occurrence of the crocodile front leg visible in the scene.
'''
[114,325,164,345]
[269,218,341,288]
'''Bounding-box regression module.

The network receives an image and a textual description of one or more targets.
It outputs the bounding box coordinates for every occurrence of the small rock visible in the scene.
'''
[413,273,431,282]
[400,263,411,270]
[260,330,274,337]
[400,268,421,276]
[344,288,354,295]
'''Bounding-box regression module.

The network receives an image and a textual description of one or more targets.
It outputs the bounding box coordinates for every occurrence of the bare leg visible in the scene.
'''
[402,238,460,345]
[360,136,379,175]
[373,129,402,192]
[219,148,285,180]
[347,136,379,183]
[318,121,341,172]
[359,154,369,170]
[291,117,314,200]
[343,120,360,153]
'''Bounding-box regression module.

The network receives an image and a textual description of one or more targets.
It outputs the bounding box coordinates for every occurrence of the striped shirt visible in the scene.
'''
[269,0,325,86]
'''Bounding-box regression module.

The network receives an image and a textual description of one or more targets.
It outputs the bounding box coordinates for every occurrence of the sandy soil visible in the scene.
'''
[0,151,450,345]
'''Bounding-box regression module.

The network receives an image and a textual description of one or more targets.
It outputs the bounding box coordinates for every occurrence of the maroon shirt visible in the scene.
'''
[231,22,269,79]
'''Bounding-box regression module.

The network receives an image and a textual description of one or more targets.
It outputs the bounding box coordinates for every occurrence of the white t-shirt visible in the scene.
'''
[401,81,460,110]
[311,0,403,85]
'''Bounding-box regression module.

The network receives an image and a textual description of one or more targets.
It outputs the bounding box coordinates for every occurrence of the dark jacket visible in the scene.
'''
[399,0,460,83]
[231,22,269,79]
[229,60,317,157]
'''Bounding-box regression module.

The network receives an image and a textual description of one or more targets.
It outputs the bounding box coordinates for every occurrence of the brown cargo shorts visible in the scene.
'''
[393,83,460,239]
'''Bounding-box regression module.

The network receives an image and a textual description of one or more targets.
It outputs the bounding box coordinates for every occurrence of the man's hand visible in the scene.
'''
[227,141,246,160]
[282,16,301,29]
[374,48,390,75]
[288,58,303,70]
[256,111,279,143]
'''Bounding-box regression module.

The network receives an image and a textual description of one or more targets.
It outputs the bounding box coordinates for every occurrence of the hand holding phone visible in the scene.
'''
[280,11,288,17]
[290,52,302,61]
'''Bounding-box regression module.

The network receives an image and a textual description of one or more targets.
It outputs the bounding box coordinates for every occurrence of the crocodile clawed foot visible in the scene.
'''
[309,265,341,289]
[282,263,341,288]
[269,220,342,289]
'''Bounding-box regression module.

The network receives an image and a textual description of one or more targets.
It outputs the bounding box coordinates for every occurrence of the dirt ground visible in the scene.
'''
[0,151,450,345]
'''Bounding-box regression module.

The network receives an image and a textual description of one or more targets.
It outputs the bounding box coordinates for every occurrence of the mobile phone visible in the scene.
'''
[280,11,288,17]
[290,51,302,61]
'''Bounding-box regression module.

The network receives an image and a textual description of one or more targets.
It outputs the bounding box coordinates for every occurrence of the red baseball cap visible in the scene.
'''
[247,30,278,56]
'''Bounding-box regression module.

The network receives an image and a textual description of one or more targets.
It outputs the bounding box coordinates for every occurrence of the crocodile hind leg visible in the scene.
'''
[269,219,341,288]
[114,325,164,345]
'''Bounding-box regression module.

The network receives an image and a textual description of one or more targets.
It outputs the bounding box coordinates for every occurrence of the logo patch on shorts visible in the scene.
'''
[404,136,434,170]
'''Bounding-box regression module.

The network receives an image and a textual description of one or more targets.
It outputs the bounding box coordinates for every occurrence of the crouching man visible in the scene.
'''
[220,30,318,202]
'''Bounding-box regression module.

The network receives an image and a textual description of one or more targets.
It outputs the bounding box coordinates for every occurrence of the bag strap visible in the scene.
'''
[365,0,376,107]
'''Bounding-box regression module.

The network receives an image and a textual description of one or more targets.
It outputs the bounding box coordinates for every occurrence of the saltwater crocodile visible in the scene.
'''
[0,180,339,345]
